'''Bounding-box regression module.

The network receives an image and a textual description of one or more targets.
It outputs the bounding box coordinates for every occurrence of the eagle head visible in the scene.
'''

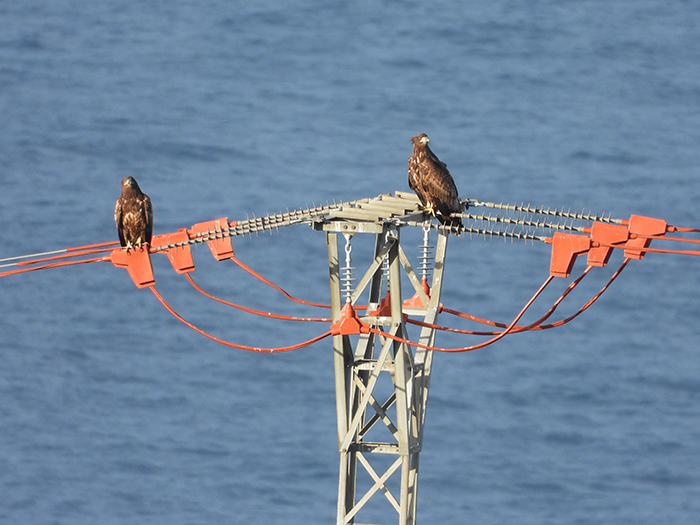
[411,133,430,146]
[121,176,141,192]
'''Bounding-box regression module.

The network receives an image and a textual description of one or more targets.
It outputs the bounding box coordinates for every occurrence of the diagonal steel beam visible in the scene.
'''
[340,331,396,453]
[352,373,399,439]
[344,455,403,523]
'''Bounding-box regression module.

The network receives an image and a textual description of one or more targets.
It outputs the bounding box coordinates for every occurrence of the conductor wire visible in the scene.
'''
[0,255,109,277]
[148,285,332,353]
[371,274,554,352]
[185,273,331,322]
[410,259,628,336]
[229,255,332,309]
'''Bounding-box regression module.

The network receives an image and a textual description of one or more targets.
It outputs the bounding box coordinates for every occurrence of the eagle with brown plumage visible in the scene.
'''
[408,133,463,233]
[115,176,153,250]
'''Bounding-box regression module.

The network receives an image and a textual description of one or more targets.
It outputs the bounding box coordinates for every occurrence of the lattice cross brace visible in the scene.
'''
[350,236,396,306]
[340,330,397,453]
[359,391,398,440]
[344,455,403,523]
[352,373,399,439]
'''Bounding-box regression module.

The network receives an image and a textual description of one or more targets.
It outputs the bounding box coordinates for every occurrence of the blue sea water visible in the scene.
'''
[1,1,700,523]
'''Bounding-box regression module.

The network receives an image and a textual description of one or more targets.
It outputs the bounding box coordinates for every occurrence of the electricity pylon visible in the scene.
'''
[315,192,449,525]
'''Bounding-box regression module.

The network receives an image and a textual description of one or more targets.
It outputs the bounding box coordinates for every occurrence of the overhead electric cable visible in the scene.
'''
[372,274,554,353]
[148,285,332,353]
[185,273,331,322]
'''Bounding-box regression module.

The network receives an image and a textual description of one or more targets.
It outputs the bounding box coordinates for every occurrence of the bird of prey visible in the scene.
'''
[115,176,153,250]
[408,133,463,232]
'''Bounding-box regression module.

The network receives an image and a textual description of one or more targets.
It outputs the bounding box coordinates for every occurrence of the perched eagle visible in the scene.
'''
[408,133,463,232]
[114,176,153,250]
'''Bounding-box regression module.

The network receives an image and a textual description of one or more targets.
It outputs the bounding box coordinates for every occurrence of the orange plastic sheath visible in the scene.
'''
[0,256,108,277]
[673,226,700,233]
[372,275,554,353]
[633,234,700,246]
[148,285,332,353]
[405,318,501,336]
[597,242,700,257]
[440,307,506,328]
[185,273,332,322]
[229,255,333,309]
[508,265,592,328]
[441,265,593,330]
[528,258,629,330]
[408,260,627,336]
[67,240,121,251]
[16,247,116,267]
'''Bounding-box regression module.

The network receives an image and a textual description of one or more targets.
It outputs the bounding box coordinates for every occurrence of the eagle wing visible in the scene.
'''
[420,154,461,219]
[114,196,126,247]
[408,154,427,207]
[142,194,153,245]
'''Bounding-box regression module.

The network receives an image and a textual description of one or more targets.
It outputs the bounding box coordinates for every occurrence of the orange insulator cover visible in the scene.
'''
[402,279,432,309]
[369,291,393,317]
[190,218,234,261]
[624,215,668,260]
[549,232,591,278]
[151,229,195,274]
[110,246,155,288]
[588,222,629,267]
[331,302,370,336]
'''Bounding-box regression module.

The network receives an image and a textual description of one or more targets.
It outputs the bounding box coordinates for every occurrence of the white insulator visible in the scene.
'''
[382,256,390,290]
[418,224,433,282]
[342,234,355,303]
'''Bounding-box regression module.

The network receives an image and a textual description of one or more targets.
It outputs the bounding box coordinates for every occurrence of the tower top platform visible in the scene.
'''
[313,191,425,234]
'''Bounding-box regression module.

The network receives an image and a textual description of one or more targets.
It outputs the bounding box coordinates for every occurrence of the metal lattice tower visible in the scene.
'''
[314,192,448,525]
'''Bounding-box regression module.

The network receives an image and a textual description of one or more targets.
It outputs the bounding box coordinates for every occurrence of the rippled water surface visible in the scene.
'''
[2,1,700,523]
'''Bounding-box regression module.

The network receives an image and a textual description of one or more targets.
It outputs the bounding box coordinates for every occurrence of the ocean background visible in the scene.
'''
[2,1,700,523]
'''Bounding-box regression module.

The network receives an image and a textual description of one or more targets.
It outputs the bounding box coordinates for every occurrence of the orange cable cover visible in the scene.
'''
[148,285,332,353]
[185,273,331,322]
[0,256,109,277]
[229,256,332,309]
[411,259,627,336]
[372,275,554,353]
